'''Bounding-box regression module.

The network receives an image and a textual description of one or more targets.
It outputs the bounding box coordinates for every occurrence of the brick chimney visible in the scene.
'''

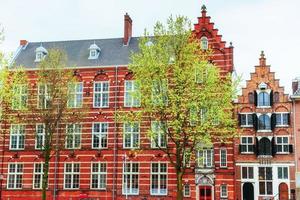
[292,77,300,93]
[123,13,132,46]
[20,40,28,46]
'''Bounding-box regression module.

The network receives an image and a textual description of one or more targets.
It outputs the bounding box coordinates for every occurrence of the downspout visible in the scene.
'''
[112,66,119,199]
[293,99,298,184]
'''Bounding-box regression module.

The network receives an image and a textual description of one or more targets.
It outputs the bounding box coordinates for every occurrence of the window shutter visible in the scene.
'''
[238,114,241,126]
[253,114,258,131]
[255,137,259,156]
[271,137,276,156]
[271,114,276,131]
[289,144,293,153]
[270,90,273,106]
[288,113,291,125]
[239,144,242,154]
[254,91,257,106]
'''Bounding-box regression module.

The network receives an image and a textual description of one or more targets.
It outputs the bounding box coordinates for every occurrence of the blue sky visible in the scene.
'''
[0,0,299,93]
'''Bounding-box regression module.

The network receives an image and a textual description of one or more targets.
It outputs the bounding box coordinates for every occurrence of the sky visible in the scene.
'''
[0,0,299,93]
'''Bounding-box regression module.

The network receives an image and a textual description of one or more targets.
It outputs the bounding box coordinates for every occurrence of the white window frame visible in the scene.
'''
[241,166,254,180]
[123,122,140,149]
[275,112,289,127]
[151,79,168,106]
[124,80,140,107]
[150,162,167,196]
[240,113,253,127]
[9,124,25,150]
[220,184,228,198]
[35,124,45,150]
[198,149,214,168]
[276,136,289,154]
[200,36,208,50]
[64,163,80,189]
[220,148,227,168]
[7,163,23,189]
[257,89,271,108]
[151,121,167,148]
[68,82,83,108]
[122,162,139,195]
[240,136,254,154]
[33,163,44,189]
[90,49,97,58]
[93,81,109,108]
[92,122,108,149]
[65,124,82,149]
[35,52,45,62]
[183,184,190,197]
[257,113,272,132]
[90,162,107,189]
[12,84,27,110]
[277,166,289,180]
[258,167,273,195]
[37,84,50,109]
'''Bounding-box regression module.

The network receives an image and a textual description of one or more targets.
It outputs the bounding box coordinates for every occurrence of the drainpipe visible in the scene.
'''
[112,66,119,199]
[293,99,298,189]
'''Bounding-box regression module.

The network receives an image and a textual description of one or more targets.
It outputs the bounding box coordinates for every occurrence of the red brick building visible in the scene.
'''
[234,52,296,200]
[0,6,235,200]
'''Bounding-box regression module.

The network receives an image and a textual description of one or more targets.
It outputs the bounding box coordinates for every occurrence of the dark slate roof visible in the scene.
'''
[14,37,140,68]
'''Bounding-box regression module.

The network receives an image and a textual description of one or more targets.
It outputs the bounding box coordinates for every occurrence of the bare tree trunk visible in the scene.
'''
[42,145,51,200]
[176,170,184,200]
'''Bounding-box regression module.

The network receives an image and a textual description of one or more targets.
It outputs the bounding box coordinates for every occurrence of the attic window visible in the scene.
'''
[35,45,48,62]
[259,82,267,90]
[200,37,208,50]
[88,43,101,60]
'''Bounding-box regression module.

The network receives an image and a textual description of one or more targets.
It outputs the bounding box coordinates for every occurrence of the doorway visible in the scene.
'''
[242,182,254,200]
[199,185,212,200]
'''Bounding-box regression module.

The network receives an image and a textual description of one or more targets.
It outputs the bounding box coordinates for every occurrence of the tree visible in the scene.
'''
[22,49,82,200]
[123,16,238,200]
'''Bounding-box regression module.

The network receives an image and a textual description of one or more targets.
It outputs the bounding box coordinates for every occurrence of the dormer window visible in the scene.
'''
[35,45,48,62]
[88,43,100,60]
[200,37,208,50]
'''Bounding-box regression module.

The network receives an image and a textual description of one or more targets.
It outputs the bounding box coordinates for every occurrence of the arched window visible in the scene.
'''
[258,92,270,107]
[258,114,271,130]
[258,137,272,156]
[200,37,208,50]
[248,92,254,104]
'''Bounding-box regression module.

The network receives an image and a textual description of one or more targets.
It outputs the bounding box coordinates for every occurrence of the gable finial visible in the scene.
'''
[201,5,207,12]
[259,50,266,66]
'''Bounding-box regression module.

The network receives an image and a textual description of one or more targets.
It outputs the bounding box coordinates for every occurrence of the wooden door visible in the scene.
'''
[279,183,289,200]
[199,186,212,200]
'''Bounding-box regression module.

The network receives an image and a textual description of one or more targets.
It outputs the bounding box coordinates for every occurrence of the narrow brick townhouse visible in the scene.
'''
[235,52,296,200]
[291,77,300,199]
[0,6,235,200]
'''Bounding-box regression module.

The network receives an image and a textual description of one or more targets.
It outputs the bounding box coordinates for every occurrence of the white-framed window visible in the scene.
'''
[240,137,254,153]
[35,52,43,62]
[124,80,140,107]
[195,66,207,83]
[7,163,23,189]
[151,162,167,195]
[220,149,227,168]
[38,84,50,109]
[258,91,270,107]
[259,167,273,195]
[151,121,167,148]
[68,82,83,108]
[90,49,96,58]
[64,163,80,189]
[184,151,191,168]
[35,124,45,149]
[33,163,44,189]
[183,184,190,197]
[258,114,271,130]
[123,122,139,149]
[276,136,289,153]
[220,184,228,198]
[200,108,208,124]
[12,85,27,110]
[240,113,253,127]
[123,162,139,195]
[198,149,213,168]
[10,124,25,150]
[92,122,108,149]
[91,162,106,189]
[241,166,254,179]
[278,167,288,179]
[93,81,109,108]
[152,80,168,106]
[200,37,208,50]
[65,124,81,149]
[275,113,289,126]
[88,44,100,59]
